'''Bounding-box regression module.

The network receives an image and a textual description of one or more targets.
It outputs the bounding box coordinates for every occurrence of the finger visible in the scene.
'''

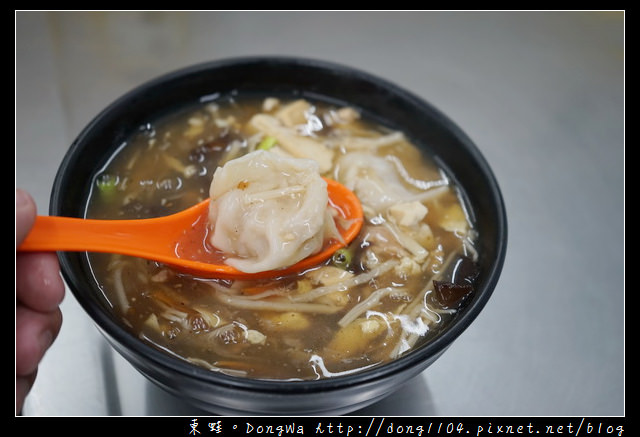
[16,252,65,313]
[16,370,37,415]
[15,305,62,377]
[16,189,37,248]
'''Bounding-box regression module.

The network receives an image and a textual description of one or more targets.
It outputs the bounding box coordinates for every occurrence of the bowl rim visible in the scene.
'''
[52,55,508,394]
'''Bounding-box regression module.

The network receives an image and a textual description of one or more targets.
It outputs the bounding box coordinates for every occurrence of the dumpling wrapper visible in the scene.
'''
[208,150,329,273]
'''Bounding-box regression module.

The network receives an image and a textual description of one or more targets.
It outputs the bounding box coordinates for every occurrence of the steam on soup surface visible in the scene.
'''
[86,96,479,380]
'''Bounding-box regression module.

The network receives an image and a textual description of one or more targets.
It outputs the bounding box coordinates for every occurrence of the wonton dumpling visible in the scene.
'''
[208,150,329,273]
[336,152,447,215]
[336,152,417,212]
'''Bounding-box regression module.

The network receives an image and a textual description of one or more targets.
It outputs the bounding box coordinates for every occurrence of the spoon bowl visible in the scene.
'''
[18,178,363,279]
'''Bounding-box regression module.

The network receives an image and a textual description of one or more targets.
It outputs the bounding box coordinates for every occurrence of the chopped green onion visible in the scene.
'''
[257,135,278,150]
[96,173,118,197]
[332,248,353,269]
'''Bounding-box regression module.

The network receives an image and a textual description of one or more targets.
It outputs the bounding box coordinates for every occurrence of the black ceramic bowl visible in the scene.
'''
[51,57,507,415]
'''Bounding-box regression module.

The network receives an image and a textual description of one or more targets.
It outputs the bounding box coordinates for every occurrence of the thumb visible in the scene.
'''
[16,189,37,248]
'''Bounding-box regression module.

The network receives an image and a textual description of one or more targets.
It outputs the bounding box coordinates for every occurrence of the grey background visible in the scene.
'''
[15,11,624,416]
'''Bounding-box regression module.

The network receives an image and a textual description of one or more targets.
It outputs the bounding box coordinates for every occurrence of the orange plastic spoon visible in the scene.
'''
[18,179,363,280]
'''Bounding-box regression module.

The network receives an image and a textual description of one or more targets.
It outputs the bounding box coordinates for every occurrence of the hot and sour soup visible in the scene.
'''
[86,96,479,380]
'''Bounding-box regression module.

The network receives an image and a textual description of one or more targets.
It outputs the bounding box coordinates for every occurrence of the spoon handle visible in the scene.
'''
[18,215,164,256]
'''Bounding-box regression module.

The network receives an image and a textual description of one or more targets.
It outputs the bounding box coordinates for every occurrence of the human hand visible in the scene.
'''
[16,189,65,414]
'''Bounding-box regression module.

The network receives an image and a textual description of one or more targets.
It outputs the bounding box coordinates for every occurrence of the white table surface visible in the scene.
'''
[15,10,624,417]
